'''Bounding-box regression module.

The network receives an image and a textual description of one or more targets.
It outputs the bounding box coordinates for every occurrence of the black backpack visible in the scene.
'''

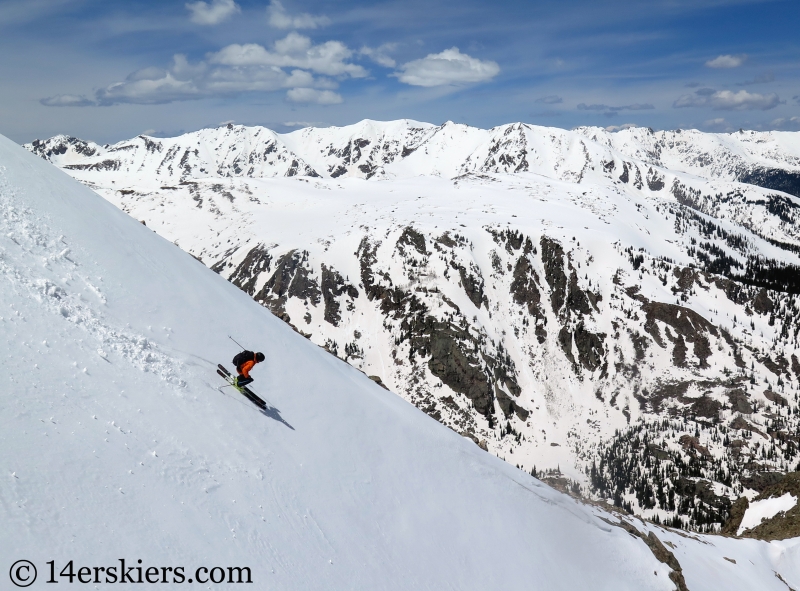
[232,350,255,368]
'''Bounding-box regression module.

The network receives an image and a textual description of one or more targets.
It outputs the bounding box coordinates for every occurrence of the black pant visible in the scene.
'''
[236,375,254,387]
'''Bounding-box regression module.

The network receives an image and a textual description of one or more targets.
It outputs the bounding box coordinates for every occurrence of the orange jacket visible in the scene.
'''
[239,359,256,378]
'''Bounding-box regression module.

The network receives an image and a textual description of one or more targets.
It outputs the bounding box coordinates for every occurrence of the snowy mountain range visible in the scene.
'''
[25,119,800,534]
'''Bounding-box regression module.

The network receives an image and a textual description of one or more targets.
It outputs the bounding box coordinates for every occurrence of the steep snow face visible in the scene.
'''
[0,133,692,590]
[23,121,800,534]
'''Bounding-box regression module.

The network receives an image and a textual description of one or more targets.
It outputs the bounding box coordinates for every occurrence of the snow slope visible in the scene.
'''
[739,494,799,536]
[0,134,707,589]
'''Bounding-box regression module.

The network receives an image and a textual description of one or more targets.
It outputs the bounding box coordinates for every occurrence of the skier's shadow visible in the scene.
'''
[260,404,295,430]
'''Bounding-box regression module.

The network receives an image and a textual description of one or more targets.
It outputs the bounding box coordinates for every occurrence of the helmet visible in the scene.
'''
[255,352,265,362]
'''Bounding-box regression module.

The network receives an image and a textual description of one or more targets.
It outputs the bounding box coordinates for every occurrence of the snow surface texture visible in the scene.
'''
[739,494,799,536]
[24,121,800,532]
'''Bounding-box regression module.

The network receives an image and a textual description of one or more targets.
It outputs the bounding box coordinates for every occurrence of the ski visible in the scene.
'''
[217,364,268,407]
[217,365,267,409]
[217,369,266,408]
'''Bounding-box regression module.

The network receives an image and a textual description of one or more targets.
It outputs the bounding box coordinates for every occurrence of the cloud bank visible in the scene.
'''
[210,33,366,77]
[78,33,364,106]
[673,89,780,110]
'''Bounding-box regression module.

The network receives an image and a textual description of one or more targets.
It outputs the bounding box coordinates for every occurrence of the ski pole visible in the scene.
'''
[228,335,246,351]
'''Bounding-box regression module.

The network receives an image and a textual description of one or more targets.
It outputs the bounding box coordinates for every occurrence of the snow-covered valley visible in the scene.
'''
[24,120,800,536]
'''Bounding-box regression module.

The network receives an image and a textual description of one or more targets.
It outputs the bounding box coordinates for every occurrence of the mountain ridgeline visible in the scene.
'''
[26,119,800,532]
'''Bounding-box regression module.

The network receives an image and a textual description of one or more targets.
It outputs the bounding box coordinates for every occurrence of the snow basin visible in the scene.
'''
[738,493,798,535]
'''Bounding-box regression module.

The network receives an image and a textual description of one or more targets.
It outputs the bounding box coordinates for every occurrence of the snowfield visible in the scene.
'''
[739,494,799,536]
[3,131,800,588]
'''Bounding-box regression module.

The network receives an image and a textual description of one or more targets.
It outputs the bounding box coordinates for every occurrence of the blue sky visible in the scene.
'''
[1,0,798,143]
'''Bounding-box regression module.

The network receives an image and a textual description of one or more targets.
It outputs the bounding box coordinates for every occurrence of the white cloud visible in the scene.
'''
[94,55,211,105]
[359,44,397,68]
[40,94,94,107]
[535,95,563,104]
[274,32,310,55]
[267,0,329,30]
[286,88,342,105]
[98,70,201,106]
[673,89,780,110]
[705,54,746,68]
[283,69,315,88]
[209,33,367,78]
[209,44,273,66]
[185,0,240,26]
[395,47,499,87]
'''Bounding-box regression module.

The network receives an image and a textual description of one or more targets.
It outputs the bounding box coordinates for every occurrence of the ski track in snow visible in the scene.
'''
[0,171,185,388]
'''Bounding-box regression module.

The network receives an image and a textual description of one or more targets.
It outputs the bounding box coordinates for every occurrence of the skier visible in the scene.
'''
[232,350,265,387]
